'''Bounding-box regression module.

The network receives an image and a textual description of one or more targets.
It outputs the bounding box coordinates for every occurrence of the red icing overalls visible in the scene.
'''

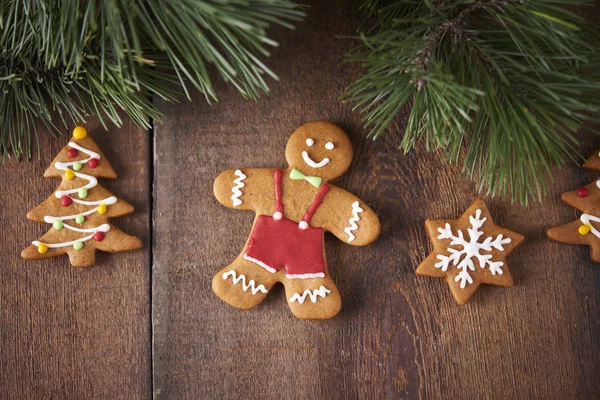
[243,169,329,279]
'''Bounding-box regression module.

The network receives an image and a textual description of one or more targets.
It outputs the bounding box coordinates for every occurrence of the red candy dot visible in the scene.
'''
[93,231,105,242]
[577,188,588,198]
[87,158,99,168]
[61,196,72,207]
[67,148,78,158]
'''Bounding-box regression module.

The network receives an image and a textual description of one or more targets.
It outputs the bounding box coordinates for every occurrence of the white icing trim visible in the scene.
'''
[301,151,329,168]
[54,142,101,198]
[298,221,309,230]
[581,214,600,238]
[344,201,364,242]
[33,224,110,248]
[325,142,334,150]
[243,254,277,273]
[231,169,246,207]
[306,138,314,146]
[289,286,331,304]
[66,142,101,159]
[43,202,112,223]
[286,272,325,279]
[62,222,110,233]
[70,196,117,206]
[273,211,283,220]
[222,270,268,295]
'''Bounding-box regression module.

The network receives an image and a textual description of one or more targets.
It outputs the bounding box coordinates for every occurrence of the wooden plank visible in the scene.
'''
[152,1,600,399]
[0,118,151,399]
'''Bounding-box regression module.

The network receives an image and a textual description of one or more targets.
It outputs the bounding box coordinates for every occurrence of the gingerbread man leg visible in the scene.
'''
[283,274,341,320]
[212,255,280,310]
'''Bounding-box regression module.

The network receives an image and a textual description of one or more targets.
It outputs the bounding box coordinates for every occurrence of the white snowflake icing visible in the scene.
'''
[435,209,512,289]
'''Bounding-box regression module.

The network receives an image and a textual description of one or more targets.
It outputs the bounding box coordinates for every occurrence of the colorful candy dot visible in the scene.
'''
[579,224,591,235]
[78,187,88,199]
[93,231,105,242]
[73,126,88,139]
[73,161,82,171]
[61,196,72,207]
[64,169,75,180]
[37,243,48,254]
[76,214,84,224]
[53,220,64,230]
[97,203,107,215]
[87,158,99,168]
[67,148,78,158]
[577,188,588,198]
[73,241,84,250]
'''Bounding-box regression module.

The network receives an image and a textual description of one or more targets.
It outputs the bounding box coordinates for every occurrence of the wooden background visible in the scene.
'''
[1,1,599,399]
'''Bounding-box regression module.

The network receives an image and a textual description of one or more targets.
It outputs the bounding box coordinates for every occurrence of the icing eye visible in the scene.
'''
[306,138,314,147]
[325,142,334,150]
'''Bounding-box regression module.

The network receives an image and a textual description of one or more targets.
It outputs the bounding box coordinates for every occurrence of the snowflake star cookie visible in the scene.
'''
[212,122,381,320]
[21,126,142,267]
[547,148,600,262]
[417,199,524,305]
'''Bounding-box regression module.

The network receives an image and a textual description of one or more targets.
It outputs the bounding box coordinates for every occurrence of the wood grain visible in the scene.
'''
[152,1,600,399]
[1,1,599,399]
[0,118,151,399]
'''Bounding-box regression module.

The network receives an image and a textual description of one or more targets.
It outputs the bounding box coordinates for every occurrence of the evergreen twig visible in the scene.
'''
[343,0,600,204]
[0,0,305,160]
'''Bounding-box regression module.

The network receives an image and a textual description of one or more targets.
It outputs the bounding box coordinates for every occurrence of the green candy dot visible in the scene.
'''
[53,220,63,230]
[73,161,82,171]
[78,187,88,198]
[76,214,84,224]
[73,241,83,250]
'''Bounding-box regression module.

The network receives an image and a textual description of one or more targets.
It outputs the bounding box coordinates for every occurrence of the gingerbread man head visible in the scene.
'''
[285,121,353,182]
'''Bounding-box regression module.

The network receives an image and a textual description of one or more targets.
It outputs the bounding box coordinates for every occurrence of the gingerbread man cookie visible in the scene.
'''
[21,126,142,267]
[213,122,380,319]
[417,199,524,305]
[547,148,600,261]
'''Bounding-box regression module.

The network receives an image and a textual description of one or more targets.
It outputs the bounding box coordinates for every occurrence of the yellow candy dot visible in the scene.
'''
[73,126,88,139]
[64,169,75,180]
[97,203,107,215]
[37,244,48,254]
[578,224,591,235]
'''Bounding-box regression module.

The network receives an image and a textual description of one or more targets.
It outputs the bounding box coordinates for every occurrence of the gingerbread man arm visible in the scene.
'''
[315,186,380,246]
[213,168,275,212]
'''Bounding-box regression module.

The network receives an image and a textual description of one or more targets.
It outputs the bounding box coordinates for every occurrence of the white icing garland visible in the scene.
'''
[43,198,117,223]
[289,286,331,304]
[580,214,600,238]
[222,270,268,295]
[54,142,101,198]
[435,209,512,289]
[33,224,110,248]
[344,201,364,242]
[231,169,246,207]
[33,141,113,249]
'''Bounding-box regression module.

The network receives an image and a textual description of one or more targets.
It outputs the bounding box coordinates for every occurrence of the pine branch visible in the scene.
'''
[343,0,600,205]
[0,0,305,160]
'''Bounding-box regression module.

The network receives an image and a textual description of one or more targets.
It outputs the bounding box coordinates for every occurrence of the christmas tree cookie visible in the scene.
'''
[417,199,524,305]
[21,126,142,267]
[547,149,600,261]
[212,122,381,320]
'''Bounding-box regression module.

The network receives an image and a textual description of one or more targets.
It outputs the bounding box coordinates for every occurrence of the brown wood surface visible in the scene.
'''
[2,1,600,399]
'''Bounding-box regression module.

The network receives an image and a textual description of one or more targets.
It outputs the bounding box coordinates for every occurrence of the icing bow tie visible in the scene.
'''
[290,168,322,187]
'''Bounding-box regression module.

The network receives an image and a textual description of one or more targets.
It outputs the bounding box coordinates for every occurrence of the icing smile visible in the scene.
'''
[302,151,330,168]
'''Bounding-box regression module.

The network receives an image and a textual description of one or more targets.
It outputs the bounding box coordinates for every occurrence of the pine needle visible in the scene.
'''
[343,0,600,205]
[0,0,306,160]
